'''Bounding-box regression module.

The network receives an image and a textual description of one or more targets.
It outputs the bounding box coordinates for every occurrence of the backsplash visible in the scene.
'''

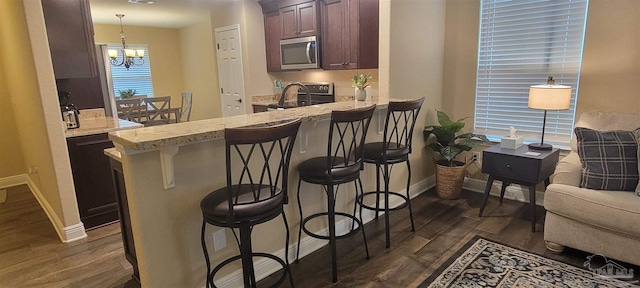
[78,108,106,120]
[252,94,365,103]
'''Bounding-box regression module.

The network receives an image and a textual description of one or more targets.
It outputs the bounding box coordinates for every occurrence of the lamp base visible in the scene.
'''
[528,143,552,151]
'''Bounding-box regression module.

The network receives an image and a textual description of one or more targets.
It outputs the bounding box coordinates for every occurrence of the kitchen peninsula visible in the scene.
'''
[108,96,429,287]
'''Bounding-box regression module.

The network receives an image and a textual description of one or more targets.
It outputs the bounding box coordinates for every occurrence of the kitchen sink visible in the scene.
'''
[267,101,300,110]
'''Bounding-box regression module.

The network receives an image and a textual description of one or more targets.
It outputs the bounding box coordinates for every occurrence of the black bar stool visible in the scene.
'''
[200,119,301,288]
[295,105,376,283]
[358,97,425,248]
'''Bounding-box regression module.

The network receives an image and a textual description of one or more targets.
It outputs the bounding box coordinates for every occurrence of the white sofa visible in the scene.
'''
[544,111,640,266]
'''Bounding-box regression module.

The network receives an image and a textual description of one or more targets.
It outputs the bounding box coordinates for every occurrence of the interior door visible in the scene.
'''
[215,24,247,117]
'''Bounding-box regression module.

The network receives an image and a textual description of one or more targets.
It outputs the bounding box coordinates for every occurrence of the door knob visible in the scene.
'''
[235,99,242,103]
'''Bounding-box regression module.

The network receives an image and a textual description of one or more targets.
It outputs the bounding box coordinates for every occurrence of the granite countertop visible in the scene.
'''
[65,108,144,138]
[103,147,121,161]
[110,97,397,152]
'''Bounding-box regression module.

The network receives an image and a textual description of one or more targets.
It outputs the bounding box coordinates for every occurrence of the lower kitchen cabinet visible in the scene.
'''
[253,104,269,113]
[66,133,118,229]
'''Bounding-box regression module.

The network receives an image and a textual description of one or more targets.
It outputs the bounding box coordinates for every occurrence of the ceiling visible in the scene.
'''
[90,0,232,28]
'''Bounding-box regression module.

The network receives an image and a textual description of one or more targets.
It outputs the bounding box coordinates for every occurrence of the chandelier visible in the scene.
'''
[108,14,144,70]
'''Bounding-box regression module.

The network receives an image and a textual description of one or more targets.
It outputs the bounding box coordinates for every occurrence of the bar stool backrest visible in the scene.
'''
[224,119,302,220]
[328,105,376,178]
[383,97,425,155]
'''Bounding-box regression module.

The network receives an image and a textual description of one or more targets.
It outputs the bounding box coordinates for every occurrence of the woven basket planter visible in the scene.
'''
[435,160,469,200]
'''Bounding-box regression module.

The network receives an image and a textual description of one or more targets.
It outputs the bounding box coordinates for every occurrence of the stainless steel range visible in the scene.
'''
[297,82,334,106]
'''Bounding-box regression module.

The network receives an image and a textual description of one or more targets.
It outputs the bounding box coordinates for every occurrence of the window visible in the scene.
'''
[474,0,588,146]
[108,44,154,98]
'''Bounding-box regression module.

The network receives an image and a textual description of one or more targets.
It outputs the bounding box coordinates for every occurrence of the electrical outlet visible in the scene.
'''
[213,229,226,251]
[472,151,482,163]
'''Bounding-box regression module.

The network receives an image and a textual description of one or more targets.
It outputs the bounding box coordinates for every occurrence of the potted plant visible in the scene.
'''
[351,73,372,101]
[424,110,489,199]
[118,89,137,99]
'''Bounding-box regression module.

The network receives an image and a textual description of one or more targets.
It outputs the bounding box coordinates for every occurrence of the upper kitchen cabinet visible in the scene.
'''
[280,0,319,39]
[264,11,283,72]
[42,0,98,79]
[321,0,379,70]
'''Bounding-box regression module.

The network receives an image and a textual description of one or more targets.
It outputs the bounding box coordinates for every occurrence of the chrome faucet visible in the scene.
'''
[278,82,310,107]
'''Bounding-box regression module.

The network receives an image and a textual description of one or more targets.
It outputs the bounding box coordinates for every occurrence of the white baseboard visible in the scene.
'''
[212,176,436,288]
[0,174,28,189]
[0,174,87,243]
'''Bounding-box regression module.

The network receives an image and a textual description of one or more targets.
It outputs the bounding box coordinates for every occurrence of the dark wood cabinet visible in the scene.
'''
[109,157,139,282]
[253,104,269,113]
[67,134,118,229]
[260,0,377,71]
[321,0,378,70]
[280,1,318,39]
[357,0,379,69]
[264,11,283,72]
[41,0,97,78]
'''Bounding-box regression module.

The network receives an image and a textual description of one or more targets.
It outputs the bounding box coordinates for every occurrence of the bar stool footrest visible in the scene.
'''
[357,191,410,212]
[300,212,364,241]
[208,252,289,288]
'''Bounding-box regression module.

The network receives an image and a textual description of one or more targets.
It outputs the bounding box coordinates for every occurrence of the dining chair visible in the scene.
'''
[144,96,176,126]
[180,92,193,122]
[115,98,145,123]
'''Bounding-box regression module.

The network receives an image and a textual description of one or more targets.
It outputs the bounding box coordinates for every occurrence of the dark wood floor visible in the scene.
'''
[0,185,138,288]
[2,184,636,287]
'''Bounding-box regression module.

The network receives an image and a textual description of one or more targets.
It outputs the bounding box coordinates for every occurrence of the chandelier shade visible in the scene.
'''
[108,14,144,70]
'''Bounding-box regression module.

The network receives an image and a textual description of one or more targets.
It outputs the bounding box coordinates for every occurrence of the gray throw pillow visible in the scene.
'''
[575,127,639,191]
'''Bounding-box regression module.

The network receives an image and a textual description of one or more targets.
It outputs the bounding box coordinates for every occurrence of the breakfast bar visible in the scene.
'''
[108,96,430,287]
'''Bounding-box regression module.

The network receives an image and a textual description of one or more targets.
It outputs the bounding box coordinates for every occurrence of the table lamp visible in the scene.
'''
[527,76,572,150]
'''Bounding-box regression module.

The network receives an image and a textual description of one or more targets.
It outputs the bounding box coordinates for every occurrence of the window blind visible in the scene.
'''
[474,0,588,145]
[108,44,155,98]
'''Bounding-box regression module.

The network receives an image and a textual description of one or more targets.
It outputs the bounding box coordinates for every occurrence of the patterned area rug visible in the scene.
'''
[420,236,638,288]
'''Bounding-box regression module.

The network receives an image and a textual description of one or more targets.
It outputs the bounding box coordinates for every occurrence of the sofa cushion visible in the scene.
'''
[544,183,640,238]
[575,127,639,191]
[571,112,640,152]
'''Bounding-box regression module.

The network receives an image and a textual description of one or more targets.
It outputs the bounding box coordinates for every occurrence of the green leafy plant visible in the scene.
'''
[424,110,490,166]
[351,73,373,90]
[118,89,137,99]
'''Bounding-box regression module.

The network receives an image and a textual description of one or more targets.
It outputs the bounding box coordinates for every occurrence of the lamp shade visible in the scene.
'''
[528,84,572,110]
[124,49,136,58]
[108,49,118,59]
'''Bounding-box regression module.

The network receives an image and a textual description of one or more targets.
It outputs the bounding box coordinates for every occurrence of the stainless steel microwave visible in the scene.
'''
[280,36,318,70]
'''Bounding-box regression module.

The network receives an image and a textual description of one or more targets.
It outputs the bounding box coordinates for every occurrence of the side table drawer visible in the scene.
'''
[482,152,540,183]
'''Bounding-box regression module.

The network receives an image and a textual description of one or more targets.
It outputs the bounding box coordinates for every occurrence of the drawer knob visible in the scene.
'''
[506,164,511,168]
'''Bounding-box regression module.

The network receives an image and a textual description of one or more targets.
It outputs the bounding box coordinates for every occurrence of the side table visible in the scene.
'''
[479,144,559,232]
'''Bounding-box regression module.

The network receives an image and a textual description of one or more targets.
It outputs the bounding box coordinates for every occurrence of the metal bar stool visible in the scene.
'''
[200,119,301,288]
[295,105,376,283]
[358,97,425,248]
